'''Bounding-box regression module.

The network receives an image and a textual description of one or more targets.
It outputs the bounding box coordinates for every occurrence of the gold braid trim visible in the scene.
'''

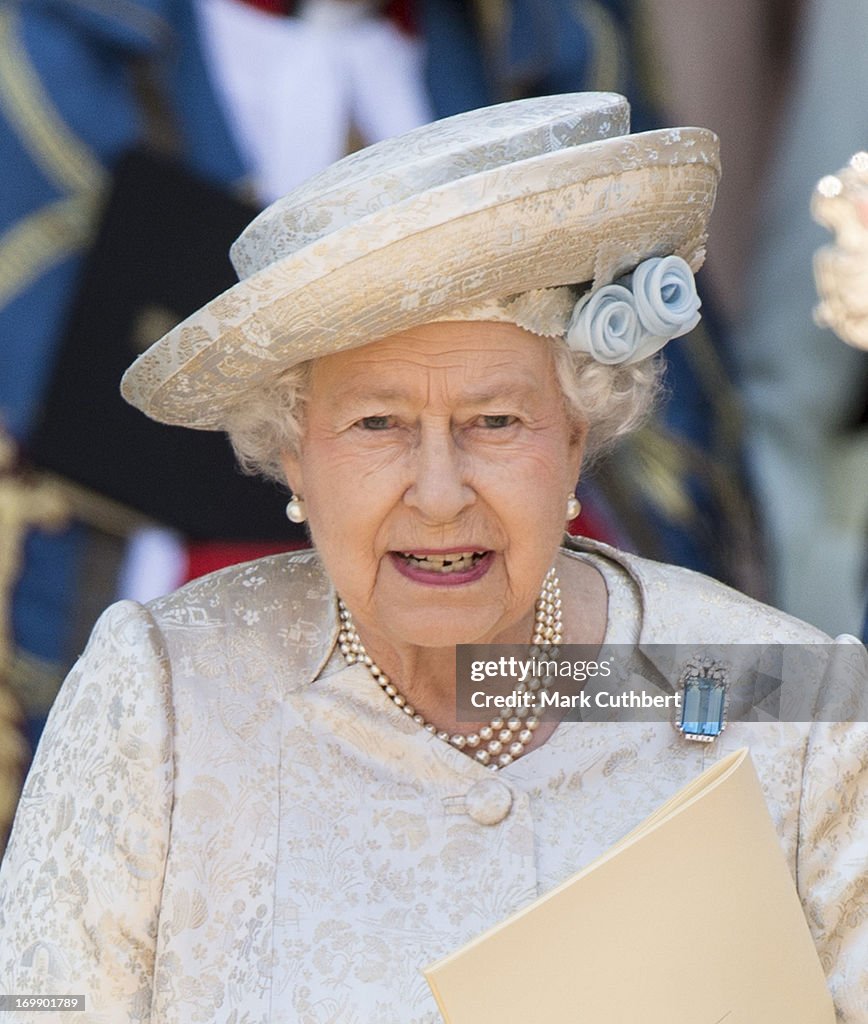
[0,436,65,852]
[613,425,699,526]
[0,192,100,308]
[38,473,151,537]
[0,434,66,710]
[0,477,68,676]
[0,5,108,307]
[617,320,751,531]
[0,5,105,195]
[0,440,146,720]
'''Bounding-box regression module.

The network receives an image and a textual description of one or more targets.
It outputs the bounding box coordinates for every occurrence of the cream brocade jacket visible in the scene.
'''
[1,539,867,1023]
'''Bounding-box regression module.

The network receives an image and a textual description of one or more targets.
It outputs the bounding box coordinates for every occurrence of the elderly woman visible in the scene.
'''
[1,94,866,1022]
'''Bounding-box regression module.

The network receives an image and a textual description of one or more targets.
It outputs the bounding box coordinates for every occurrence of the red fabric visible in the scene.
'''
[383,0,416,34]
[237,0,292,13]
[184,540,310,583]
[566,506,621,547]
[236,0,416,32]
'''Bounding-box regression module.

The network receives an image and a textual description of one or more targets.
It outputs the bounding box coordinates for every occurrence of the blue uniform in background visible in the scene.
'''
[0,0,756,763]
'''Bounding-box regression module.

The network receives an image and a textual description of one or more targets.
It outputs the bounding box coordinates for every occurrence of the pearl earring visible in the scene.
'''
[286,494,307,524]
[566,495,581,520]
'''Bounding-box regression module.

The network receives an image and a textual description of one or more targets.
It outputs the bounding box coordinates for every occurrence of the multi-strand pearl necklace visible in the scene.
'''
[337,568,562,770]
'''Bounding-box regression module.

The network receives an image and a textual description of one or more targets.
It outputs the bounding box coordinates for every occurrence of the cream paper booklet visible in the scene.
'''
[425,748,835,1023]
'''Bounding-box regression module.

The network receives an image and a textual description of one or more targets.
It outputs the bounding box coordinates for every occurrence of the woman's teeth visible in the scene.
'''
[400,551,486,573]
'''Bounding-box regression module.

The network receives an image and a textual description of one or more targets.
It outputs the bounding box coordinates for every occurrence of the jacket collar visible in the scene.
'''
[561,535,718,689]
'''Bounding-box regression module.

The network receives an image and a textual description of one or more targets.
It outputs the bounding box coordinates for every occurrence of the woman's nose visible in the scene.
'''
[402,428,475,522]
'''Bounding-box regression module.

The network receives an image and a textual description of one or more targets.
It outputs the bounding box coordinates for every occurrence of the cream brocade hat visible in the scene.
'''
[121,93,720,430]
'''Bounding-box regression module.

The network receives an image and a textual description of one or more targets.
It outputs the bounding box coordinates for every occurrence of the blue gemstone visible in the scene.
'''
[679,676,727,739]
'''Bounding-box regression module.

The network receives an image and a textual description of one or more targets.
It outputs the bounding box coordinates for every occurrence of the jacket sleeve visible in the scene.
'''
[0,600,173,1022]
[798,639,868,1021]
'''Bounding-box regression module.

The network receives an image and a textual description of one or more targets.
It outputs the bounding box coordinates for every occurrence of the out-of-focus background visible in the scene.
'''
[1,0,866,850]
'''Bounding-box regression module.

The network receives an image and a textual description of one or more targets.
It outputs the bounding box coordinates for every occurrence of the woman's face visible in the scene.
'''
[280,322,586,651]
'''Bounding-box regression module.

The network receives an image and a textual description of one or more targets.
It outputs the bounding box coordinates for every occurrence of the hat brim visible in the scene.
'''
[121,127,719,429]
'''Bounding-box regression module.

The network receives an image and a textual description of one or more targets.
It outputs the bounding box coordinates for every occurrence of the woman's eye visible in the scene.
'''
[480,414,515,429]
[359,415,393,430]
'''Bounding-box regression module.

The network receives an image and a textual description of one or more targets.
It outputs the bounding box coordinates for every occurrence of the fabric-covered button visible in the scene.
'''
[465,778,513,825]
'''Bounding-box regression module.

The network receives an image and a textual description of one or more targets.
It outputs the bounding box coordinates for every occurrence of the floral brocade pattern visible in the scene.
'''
[1,542,867,1022]
[230,93,631,278]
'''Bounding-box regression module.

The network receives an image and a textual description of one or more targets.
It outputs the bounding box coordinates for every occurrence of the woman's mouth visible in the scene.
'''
[389,550,493,584]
